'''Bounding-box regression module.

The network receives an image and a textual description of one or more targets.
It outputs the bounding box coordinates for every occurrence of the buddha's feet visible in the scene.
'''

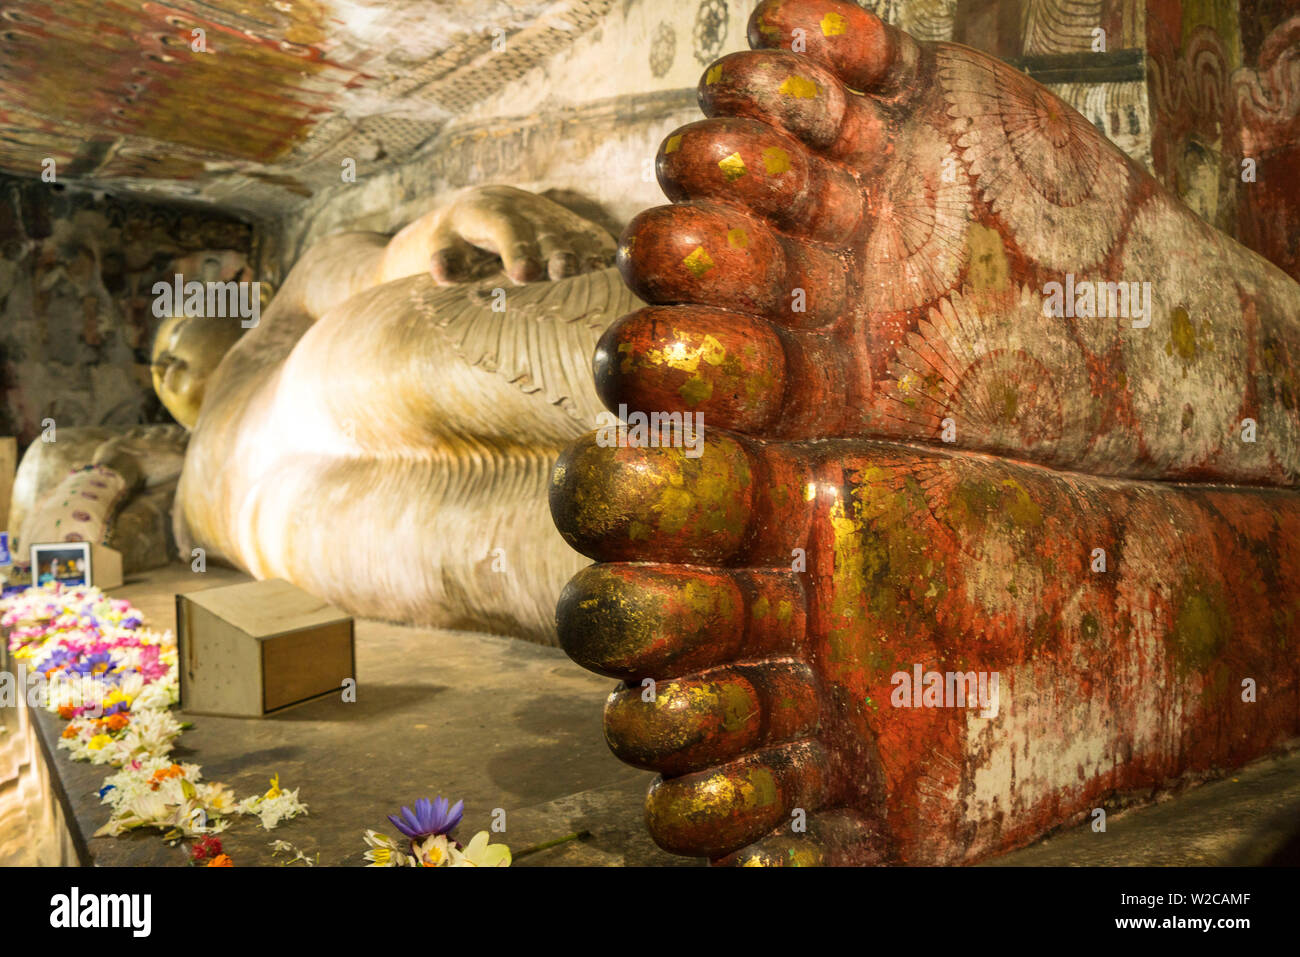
[549,0,1300,864]
[551,434,1300,864]
[608,0,1300,486]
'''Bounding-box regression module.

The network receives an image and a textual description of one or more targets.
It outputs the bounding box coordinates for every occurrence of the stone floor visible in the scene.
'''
[4,561,1299,866]
[991,746,1300,866]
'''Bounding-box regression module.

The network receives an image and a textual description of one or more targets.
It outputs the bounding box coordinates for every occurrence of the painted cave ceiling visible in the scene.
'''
[0,0,612,213]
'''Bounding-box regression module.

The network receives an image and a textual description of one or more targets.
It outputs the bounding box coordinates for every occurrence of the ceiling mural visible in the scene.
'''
[0,0,613,212]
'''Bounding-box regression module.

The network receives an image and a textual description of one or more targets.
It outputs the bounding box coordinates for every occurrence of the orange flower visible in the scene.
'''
[206,854,233,867]
[58,705,76,720]
[148,764,185,790]
[61,725,79,739]
[102,713,130,732]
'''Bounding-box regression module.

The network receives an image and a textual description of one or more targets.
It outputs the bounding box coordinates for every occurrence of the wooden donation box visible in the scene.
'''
[90,543,124,590]
[177,578,355,717]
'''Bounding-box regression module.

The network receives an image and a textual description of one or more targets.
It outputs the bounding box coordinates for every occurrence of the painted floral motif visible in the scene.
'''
[937,45,1130,272]
[1113,193,1258,475]
[878,286,1085,465]
[859,120,971,313]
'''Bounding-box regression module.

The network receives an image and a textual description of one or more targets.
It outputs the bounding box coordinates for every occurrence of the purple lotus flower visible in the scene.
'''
[36,648,74,673]
[388,796,463,840]
[72,651,116,677]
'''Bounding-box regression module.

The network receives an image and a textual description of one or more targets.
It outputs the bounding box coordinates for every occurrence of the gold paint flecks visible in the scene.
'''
[648,332,728,373]
[665,134,683,155]
[706,64,724,85]
[762,147,791,175]
[727,228,750,249]
[779,75,819,98]
[821,12,847,36]
[683,246,715,277]
[719,152,748,182]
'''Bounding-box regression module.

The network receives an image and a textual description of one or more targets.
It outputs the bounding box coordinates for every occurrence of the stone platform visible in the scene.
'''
[4,562,1299,866]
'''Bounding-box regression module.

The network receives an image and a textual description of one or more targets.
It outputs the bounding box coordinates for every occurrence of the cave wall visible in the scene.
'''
[267,0,1160,260]
[0,176,267,447]
[275,0,1297,285]
[278,0,756,263]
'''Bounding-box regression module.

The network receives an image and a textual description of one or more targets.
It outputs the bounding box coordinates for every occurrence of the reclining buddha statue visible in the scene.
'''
[10,0,1300,867]
[10,185,625,646]
[170,185,628,642]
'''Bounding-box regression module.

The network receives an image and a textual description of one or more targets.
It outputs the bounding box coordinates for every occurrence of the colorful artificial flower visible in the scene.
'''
[4,584,307,849]
[206,854,233,867]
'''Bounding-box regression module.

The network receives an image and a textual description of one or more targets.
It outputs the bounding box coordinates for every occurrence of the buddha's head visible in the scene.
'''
[151,313,245,429]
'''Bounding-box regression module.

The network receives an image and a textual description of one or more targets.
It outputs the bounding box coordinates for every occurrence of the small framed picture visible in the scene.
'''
[30,542,92,588]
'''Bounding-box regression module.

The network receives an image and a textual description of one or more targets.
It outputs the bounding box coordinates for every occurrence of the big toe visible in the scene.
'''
[748,0,919,96]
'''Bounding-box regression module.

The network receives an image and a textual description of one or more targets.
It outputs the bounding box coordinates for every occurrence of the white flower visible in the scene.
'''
[414,833,455,867]
[237,781,309,830]
[197,781,238,815]
[96,791,181,837]
[131,679,177,711]
[448,831,512,867]
[111,708,184,762]
[362,830,411,867]
[270,839,317,866]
